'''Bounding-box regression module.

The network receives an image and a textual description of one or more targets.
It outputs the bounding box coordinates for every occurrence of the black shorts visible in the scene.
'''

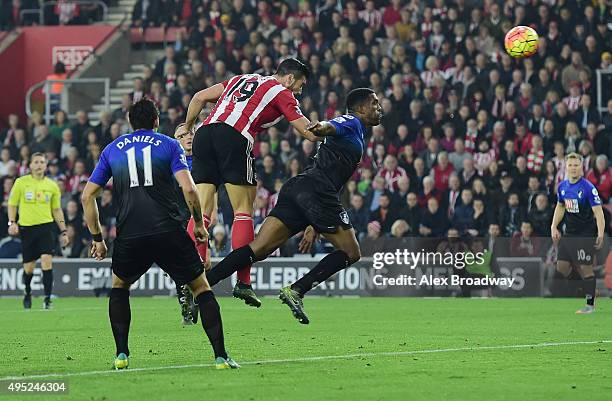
[20,222,55,263]
[112,229,203,286]
[192,123,256,187]
[268,175,352,235]
[557,236,596,266]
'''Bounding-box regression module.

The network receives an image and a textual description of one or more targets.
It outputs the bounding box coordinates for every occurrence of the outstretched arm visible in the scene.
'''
[185,83,225,132]
[289,117,321,142]
[306,121,337,137]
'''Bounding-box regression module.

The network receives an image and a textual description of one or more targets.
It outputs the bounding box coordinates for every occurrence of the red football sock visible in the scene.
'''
[232,212,254,284]
[187,214,210,263]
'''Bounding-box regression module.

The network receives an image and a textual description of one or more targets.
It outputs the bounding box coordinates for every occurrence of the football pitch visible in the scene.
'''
[1,297,611,401]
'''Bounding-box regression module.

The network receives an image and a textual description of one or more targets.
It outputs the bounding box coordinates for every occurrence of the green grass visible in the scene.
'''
[1,297,611,401]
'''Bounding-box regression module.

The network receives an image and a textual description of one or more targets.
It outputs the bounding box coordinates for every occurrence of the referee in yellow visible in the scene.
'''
[8,152,69,309]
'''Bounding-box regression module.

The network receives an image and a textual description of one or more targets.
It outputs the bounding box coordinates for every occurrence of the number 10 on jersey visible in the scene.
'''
[126,146,153,187]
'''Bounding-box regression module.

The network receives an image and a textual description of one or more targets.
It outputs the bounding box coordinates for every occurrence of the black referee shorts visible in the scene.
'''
[268,175,353,236]
[192,123,256,187]
[20,222,56,263]
[111,228,204,286]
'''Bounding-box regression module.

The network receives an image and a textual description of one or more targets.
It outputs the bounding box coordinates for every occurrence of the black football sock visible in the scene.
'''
[109,288,131,357]
[23,271,33,295]
[206,246,255,286]
[291,250,350,296]
[584,276,596,306]
[42,270,53,298]
[196,291,227,359]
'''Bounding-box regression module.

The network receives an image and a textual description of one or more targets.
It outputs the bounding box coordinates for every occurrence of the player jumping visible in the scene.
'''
[82,99,239,369]
[205,88,382,324]
[551,152,605,314]
[184,58,319,308]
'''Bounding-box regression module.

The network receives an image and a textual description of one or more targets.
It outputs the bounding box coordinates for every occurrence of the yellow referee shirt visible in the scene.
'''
[8,175,61,227]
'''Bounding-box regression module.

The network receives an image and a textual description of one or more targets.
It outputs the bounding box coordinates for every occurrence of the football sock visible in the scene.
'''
[292,250,350,296]
[188,215,210,263]
[23,271,33,295]
[109,288,131,356]
[206,245,255,286]
[584,276,596,306]
[196,291,227,359]
[42,270,53,298]
[232,213,254,285]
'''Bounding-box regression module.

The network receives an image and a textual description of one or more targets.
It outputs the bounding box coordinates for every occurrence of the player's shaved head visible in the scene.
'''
[128,98,159,131]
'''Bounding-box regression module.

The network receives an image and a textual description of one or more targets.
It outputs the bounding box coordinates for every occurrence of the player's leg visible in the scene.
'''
[225,183,259,304]
[40,254,53,309]
[555,236,574,295]
[280,227,361,324]
[38,223,57,309]
[191,124,219,272]
[22,260,35,309]
[207,216,294,286]
[184,274,238,369]
[108,237,151,369]
[293,227,360,296]
[213,127,258,300]
[576,263,596,314]
[109,273,132,369]
[194,183,215,265]
[156,229,238,369]
[20,225,37,309]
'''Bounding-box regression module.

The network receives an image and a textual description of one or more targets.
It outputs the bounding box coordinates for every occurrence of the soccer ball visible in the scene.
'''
[504,26,539,58]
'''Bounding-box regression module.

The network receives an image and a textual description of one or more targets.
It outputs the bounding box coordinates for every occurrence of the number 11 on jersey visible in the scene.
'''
[126,146,153,187]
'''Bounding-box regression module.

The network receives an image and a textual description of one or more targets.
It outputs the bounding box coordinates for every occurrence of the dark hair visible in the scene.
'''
[128,98,159,130]
[346,88,375,113]
[54,62,66,74]
[276,58,310,80]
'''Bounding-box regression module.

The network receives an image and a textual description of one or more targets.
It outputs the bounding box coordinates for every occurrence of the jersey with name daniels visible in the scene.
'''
[89,130,189,239]
[557,177,602,236]
[304,114,366,192]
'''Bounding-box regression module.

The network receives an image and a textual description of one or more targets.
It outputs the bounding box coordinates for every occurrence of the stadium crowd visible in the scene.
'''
[0,0,611,258]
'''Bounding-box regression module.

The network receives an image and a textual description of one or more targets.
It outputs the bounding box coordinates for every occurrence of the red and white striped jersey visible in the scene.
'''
[204,74,304,142]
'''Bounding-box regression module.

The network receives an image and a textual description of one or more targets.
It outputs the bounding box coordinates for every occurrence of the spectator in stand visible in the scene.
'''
[376,155,407,194]
[71,110,91,145]
[499,192,525,237]
[0,147,16,177]
[132,0,158,28]
[31,125,60,156]
[430,151,453,192]
[528,194,553,237]
[369,192,397,235]
[348,193,369,239]
[60,224,84,258]
[360,220,385,256]
[510,221,541,257]
[419,197,448,238]
[49,110,70,141]
[586,155,612,204]
[209,225,231,258]
[452,189,474,236]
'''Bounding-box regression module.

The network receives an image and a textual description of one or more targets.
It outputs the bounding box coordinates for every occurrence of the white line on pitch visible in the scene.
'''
[1,340,610,381]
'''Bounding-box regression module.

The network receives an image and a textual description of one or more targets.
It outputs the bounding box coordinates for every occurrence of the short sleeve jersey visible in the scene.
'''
[557,177,602,236]
[89,130,189,239]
